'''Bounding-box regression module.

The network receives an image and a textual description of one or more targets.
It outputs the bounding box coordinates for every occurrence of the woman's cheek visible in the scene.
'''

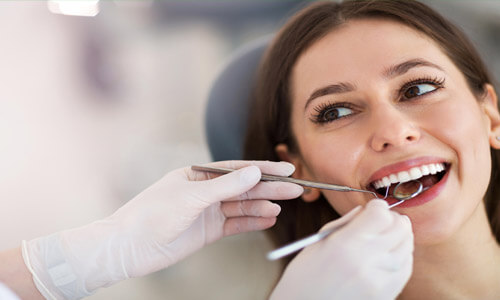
[323,191,364,216]
[302,139,355,183]
[301,138,367,215]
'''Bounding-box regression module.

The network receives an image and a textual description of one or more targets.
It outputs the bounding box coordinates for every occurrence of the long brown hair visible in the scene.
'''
[243,0,500,253]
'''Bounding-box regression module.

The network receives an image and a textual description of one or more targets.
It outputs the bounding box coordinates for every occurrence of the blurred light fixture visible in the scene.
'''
[47,0,100,17]
[113,0,153,9]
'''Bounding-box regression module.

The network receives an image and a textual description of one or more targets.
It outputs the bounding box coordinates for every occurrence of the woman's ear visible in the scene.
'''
[275,143,321,202]
[482,84,500,149]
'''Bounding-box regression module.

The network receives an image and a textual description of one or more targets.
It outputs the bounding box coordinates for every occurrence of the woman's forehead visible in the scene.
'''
[291,19,444,83]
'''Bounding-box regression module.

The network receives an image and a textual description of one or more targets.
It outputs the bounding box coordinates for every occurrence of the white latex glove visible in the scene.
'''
[22,160,303,300]
[0,283,20,300]
[270,200,414,300]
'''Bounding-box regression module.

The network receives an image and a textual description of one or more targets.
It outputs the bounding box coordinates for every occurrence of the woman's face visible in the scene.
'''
[279,18,499,244]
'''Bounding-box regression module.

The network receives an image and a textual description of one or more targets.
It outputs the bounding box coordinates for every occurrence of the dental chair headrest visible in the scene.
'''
[205,37,270,161]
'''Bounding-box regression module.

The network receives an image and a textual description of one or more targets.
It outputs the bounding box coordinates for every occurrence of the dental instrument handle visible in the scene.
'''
[191,165,376,197]
[266,219,346,261]
[266,199,406,261]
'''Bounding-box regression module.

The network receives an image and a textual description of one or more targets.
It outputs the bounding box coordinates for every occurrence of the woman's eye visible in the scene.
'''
[403,83,437,99]
[314,106,354,123]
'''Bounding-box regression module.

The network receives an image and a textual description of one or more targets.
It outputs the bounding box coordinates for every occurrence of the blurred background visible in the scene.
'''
[0,1,499,299]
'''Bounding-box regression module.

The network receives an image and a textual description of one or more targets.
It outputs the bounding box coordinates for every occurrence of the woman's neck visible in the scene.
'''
[399,202,500,300]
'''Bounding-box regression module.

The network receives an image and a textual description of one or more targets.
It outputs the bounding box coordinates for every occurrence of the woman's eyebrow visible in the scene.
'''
[304,58,443,110]
[305,82,355,109]
[383,58,444,78]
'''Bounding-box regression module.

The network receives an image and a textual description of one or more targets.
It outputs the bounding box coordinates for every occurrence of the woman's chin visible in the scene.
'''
[411,215,463,247]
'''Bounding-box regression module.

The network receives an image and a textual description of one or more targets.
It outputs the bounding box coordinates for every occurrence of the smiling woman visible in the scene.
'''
[244,0,500,299]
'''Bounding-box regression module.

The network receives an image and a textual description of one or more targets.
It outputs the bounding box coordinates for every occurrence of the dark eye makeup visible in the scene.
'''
[309,76,446,125]
[399,76,445,101]
[310,102,356,124]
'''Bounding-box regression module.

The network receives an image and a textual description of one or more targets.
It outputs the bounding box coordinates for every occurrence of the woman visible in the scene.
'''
[244,0,500,299]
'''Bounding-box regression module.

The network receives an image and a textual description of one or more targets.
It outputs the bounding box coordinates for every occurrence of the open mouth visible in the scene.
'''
[369,162,449,199]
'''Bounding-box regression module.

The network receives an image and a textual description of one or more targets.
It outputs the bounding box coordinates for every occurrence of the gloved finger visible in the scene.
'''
[191,167,303,206]
[299,206,362,257]
[186,160,296,181]
[230,181,303,201]
[364,259,412,300]
[388,221,414,261]
[364,213,413,253]
[376,231,414,272]
[186,165,262,206]
[339,199,393,238]
[223,217,277,236]
[320,205,362,232]
[221,200,281,218]
[372,251,413,298]
[397,251,414,281]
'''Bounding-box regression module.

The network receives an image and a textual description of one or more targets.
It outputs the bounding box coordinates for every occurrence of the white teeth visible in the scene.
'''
[397,171,411,183]
[389,174,398,184]
[421,165,430,176]
[409,167,422,180]
[372,163,446,189]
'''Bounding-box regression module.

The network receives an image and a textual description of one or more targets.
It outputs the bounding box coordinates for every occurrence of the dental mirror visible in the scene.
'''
[388,180,424,208]
[392,180,424,200]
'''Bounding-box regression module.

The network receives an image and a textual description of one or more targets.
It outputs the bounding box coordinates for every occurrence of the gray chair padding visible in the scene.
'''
[205,37,271,161]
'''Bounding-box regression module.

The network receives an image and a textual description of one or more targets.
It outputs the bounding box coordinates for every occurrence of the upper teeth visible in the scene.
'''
[372,163,446,189]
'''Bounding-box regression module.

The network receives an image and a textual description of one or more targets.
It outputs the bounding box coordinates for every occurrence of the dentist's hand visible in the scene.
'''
[270,200,414,300]
[23,161,303,299]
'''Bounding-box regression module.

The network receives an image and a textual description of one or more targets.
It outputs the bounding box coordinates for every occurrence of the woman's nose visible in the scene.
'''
[369,104,421,152]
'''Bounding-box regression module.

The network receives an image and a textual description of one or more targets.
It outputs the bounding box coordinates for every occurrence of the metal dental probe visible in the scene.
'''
[191,165,378,197]
[190,165,424,260]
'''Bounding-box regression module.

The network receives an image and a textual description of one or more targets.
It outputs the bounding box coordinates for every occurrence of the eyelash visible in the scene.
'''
[310,102,356,124]
[399,76,445,101]
[310,76,446,124]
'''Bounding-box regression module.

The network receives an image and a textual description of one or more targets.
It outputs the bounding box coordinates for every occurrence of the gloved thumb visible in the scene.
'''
[190,165,262,205]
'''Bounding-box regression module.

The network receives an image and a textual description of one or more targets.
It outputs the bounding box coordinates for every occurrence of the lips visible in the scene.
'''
[366,158,450,201]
